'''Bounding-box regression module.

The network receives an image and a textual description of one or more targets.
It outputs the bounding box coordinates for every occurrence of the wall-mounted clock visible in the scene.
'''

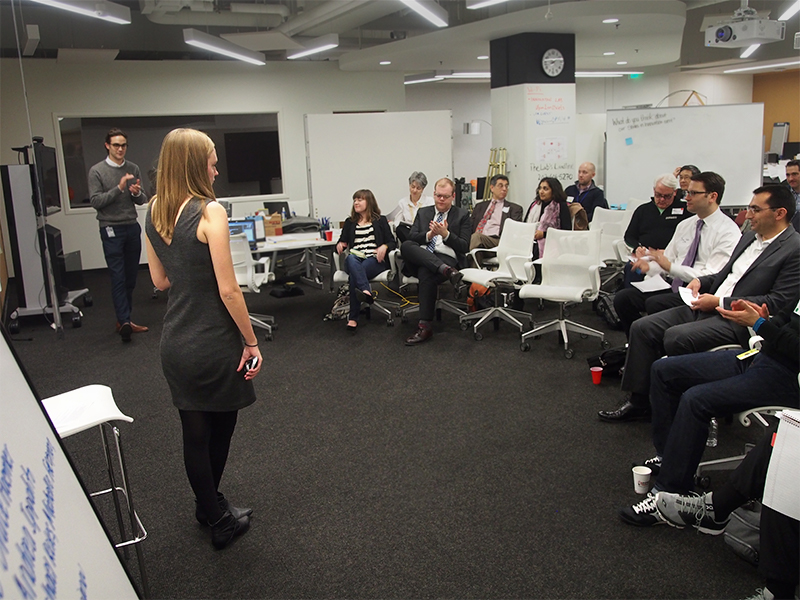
[542,48,565,77]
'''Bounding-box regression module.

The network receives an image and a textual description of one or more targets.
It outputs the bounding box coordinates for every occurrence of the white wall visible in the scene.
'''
[667,72,753,106]
[0,59,404,270]
[405,82,491,184]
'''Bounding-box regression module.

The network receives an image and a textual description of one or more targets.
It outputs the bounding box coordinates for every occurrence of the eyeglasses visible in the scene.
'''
[746,205,776,214]
[110,143,128,149]
[653,192,675,200]
[685,190,709,198]
[434,193,453,201]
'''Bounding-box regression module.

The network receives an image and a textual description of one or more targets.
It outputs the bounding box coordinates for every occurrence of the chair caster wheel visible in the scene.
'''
[386,319,394,327]
[272,323,278,331]
[474,332,483,341]
[264,333,273,342]
[695,475,711,490]
[459,321,469,331]
[520,342,530,352]
[401,316,408,324]
[8,319,20,334]
[72,314,82,328]
[564,348,574,359]
[83,294,93,307]
[601,339,610,349]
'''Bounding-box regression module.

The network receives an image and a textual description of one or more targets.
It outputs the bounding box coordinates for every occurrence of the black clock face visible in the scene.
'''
[542,48,564,77]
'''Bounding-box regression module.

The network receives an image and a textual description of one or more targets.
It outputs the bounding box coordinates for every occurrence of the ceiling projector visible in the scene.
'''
[705,18,785,48]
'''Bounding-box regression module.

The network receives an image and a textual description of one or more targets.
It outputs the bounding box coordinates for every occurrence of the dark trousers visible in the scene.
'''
[621,305,742,402]
[100,223,142,324]
[613,287,683,337]
[728,423,799,592]
[400,240,457,322]
[650,350,799,494]
[395,223,412,244]
[344,254,389,321]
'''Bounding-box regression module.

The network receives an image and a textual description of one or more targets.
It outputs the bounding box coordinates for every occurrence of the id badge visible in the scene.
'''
[106,226,115,238]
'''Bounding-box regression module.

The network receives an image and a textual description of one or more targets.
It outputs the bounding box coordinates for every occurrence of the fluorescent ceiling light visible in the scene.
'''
[778,0,800,21]
[400,0,448,28]
[466,0,508,9]
[575,71,643,78]
[603,51,615,56]
[404,72,445,85]
[444,72,491,78]
[740,44,760,58]
[380,61,391,65]
[287,34,339,59]
[30,0,131,24]
[616,61,627,65]
[477,55,489,60]
[603,18,619,23]
[723,59,800,73]
[183,28,266,65]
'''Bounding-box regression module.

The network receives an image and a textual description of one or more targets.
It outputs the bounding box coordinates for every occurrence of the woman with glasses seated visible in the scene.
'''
[336,189,396,333]
[524,177,572,258]
[387,171,434,243]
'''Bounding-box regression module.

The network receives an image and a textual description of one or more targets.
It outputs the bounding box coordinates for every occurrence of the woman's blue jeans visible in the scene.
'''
[344,254,388,321]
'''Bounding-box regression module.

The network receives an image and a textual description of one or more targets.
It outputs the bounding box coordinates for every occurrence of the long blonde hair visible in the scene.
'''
[149,128,216,240]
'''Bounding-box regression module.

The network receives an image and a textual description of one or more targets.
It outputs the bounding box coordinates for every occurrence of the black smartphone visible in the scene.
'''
[245,356,259,371]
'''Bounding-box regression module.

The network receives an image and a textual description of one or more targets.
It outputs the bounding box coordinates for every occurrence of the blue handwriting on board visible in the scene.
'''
[0,445,14,573]
[14,466,37,599]
[41,439,56,600]
[78,567,88,600]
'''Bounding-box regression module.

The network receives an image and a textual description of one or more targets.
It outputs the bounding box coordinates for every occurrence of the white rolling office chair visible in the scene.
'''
[230,234,276,341]
[458,220,537,340]
[592,207,634,294]
[42,384,149,597]
[332,250,397,326]
[519,229,609,358]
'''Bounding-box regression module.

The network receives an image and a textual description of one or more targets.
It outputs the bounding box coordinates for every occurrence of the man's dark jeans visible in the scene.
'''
[100,222,141,325]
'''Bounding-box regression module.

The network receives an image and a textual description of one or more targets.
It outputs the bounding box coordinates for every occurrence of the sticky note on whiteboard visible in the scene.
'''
[625,137,633,146]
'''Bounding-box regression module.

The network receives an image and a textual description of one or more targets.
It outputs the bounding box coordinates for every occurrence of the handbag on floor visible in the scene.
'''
[724,500,761,566]
[587,344,627,377]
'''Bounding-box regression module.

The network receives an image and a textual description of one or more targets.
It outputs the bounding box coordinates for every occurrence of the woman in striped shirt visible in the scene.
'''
[335,189,396,332]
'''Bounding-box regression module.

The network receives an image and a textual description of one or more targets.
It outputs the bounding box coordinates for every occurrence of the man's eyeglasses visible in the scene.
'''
[434,193,452,201]
[653,192,675,201]
[685,190,709,198]
[110,143,128,149]
[746,205,776,214]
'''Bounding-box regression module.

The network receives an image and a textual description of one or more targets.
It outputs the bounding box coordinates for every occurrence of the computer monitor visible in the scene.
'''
[247,216,265,241]
[263,201,290,217]
[228,219,257,249]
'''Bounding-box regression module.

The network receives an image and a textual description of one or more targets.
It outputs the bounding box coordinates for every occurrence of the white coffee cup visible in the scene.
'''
[632,466,652,494]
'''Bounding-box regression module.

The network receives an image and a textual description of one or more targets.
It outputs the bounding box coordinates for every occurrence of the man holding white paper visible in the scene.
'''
[614,172,741,336]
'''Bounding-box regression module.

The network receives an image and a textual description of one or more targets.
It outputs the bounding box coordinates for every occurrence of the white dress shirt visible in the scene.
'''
[646,208,741,283]
[388,195,434,226]
[481,199,505,237]
[714,230,780,301]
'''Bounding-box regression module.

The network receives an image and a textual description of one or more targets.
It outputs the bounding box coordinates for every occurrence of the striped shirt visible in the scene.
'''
[350,223,377,258]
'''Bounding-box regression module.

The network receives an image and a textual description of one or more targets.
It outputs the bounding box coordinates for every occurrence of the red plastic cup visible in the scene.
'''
[590,366,603,384]
[325,230,333,241]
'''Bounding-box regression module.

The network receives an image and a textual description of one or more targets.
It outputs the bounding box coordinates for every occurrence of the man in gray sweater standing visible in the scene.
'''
[88,128,148,342]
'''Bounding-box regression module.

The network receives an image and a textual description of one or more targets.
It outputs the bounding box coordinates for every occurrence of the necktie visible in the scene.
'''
[475,200,496,234]
[426,211,444,253]
[671,219,704,292]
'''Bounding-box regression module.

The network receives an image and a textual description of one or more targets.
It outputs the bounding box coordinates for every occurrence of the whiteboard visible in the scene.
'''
[606,104,764,207]
[305,111,453,225]
[0,330,139,599]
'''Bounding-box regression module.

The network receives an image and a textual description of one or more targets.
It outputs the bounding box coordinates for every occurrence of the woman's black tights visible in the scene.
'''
[178,409,238,523]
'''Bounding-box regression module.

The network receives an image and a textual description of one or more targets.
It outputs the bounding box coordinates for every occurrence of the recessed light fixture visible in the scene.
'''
[603,51,615,56]
[617,61,627,65]
[287,33,339,59]
[477,55,489,60]
[723,59,800,73]
[184,28,266,65]
[30,0,131,24]
[603,18,619,24]
[740,44,760,58]
[380,60,391,65]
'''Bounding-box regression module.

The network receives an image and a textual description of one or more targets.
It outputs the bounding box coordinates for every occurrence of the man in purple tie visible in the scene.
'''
[613,172,742,337]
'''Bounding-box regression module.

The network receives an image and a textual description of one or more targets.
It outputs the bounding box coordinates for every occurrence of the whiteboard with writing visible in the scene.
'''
[0,330,139,600]
[305,111,453,225]
[606,104,764,207]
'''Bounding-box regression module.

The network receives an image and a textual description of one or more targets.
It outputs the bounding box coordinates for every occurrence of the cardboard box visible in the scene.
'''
[263,213,283,237]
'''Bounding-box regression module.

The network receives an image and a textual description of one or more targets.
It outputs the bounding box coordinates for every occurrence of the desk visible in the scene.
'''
[254,233,335,288]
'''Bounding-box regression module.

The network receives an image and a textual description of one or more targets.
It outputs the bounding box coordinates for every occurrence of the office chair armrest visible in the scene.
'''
[748,335,764,350]
[504,254,531,282]
[613,239,632,263]
[468,247,498,268]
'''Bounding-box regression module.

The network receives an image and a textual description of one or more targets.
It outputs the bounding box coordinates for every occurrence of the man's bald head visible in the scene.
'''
[577,162,596,187]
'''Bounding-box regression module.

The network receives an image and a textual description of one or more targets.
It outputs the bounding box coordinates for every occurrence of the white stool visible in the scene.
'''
[42,384,149,597]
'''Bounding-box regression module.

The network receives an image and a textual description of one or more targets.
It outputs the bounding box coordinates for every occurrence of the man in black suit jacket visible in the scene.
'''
[401,177,471,345]
[599,184,800,422]
[469,174,523,250]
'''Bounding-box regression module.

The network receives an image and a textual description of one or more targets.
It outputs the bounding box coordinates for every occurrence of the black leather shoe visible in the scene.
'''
[405,327,433,345]
[209,511,250,550]
[598,400,651,423]
[359,289,375,305]
[118,322,132,343]
[444,267,463,288]
[196,493,253,525]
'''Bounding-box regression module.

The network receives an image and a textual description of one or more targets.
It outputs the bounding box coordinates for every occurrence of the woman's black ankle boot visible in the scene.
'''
[196,493,253,524]
[209,510,250,550]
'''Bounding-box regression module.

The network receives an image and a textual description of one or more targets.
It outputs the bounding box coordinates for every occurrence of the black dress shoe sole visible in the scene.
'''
[598,410,651,423]
[119,323,132,342]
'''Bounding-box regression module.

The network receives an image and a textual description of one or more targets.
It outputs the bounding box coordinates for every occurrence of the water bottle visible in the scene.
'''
[706,417,718,448]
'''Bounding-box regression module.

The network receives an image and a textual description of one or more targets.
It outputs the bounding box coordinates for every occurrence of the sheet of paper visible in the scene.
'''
[631,276,671,292]
[678,286,698,307]
[763,410,800,520]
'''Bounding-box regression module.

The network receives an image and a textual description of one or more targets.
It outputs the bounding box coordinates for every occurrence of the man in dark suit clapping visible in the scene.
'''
[401,177,471,345]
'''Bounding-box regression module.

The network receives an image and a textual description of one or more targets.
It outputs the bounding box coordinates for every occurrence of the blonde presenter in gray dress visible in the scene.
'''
[145,128,261,550]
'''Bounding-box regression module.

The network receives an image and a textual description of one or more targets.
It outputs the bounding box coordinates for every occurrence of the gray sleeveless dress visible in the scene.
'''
[145,198,256,412]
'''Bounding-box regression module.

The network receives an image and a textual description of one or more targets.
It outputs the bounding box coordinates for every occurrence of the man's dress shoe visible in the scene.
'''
[116,321,149,334]
[405,327,433,345]
[598,400,651,422]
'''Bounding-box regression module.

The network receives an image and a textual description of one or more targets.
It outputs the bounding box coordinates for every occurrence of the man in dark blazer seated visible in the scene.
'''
[401,177,471,345]
[469,174,523,250]
[599,184,800,422]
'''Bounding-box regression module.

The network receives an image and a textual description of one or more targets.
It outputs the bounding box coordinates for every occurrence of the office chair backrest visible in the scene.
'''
[591,207,632,262]
[541,229,602,293]
[496,220,538,268]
